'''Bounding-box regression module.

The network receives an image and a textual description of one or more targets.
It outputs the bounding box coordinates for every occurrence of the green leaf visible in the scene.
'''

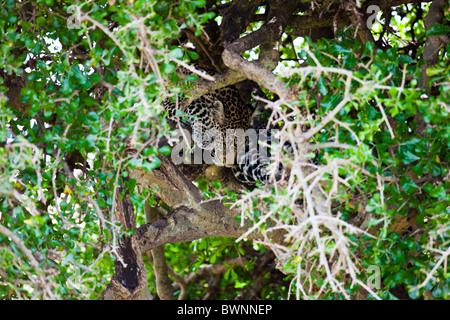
[192,0,207,8]
[96,197,106,208]
[320,94,340,112]
[399,177,419,194]
[425,25,450,36]
[429,185,446,199]
[399,55,416,64]
[85,134,97,148]
[211,181,221,189]
[158,145,171,155]
[86,111,99,121]
[408,287,422,299]
[85,98,99,107]
[362,41,374,58]
[400,150,420,165]
[149,156,161,170]
[366,197,380,213]
[318,76,328,96]
[187,50,199,60]
[62,253,74,265]
[427,67,446,76]
[333,44,351,54]
[61,76,72,94]
[367,217,384,227]
[90,73,102,83]
[169,48,184,59]
[164,62,175,74]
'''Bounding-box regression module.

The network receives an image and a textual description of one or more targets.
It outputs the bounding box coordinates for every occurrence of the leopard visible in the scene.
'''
[163,76,255,167]
[163,64,280,185]
[231,116,282,185]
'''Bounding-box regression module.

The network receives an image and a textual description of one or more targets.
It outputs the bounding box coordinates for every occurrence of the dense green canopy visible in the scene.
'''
[0,0,448,300]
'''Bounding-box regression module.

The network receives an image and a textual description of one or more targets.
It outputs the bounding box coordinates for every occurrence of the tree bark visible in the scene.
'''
[145,203,174,300]
[102,180,152,300]
[130,155,256,253]
[419,0,449,91]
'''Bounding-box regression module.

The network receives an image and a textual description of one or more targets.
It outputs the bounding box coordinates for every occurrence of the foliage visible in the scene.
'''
[0,0,449,300]
[0,0,212,299]
[241,34,449,299]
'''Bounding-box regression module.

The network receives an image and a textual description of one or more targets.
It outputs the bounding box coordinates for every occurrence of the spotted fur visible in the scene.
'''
[164,65,279,185]
[164,83,254,167]
[232,118,281,185]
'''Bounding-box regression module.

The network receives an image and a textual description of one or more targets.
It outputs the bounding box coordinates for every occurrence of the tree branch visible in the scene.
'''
[128,153,255,253]
[102,180,152,300]
[222,0,298,102]
[145,203,173,300]
[419,0,449,92]
[181,69,247,108]
[220,0,265,45]
[0,224,39,272]
[137,202,247,253]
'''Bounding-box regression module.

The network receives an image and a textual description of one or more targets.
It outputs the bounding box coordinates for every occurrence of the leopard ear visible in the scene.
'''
[211,100,225,125]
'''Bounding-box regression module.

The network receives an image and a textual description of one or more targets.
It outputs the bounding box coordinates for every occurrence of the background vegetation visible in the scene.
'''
[0,0,448,300]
